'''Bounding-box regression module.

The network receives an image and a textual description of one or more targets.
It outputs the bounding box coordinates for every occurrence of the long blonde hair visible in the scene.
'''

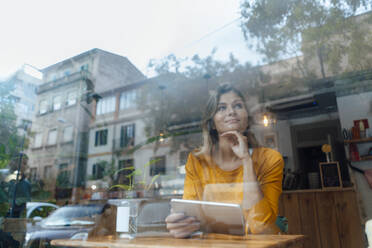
[196,84,259,158]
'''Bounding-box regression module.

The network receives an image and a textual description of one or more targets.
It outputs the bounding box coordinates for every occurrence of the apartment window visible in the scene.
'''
[118,159,134,185]
[64,69,71,77]
[81,64,89,71]
[92,162,105,180]
[57,163,71,187]
[95,129,108,146]
[120,90,137,110]
[120,124,135,147]
[39,100,48,114]
[96,96,115,115]
[150,156,166,176]
[44,165,52,178]
[34,133,43,148]
[47,129,57,145]
[53,96,62,111]
[30,168,37,181]
[67,91,77,106]
[63,126,74,142]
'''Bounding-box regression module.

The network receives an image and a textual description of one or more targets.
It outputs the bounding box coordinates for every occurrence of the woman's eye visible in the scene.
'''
[217,106,226,112]
[234,103,243,109]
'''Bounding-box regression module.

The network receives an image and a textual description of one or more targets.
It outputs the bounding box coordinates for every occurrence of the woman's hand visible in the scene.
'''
[165,212,200,238]
[221,131,250,160]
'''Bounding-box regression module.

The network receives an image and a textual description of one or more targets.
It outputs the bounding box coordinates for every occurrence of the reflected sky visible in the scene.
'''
[0,0,261,78]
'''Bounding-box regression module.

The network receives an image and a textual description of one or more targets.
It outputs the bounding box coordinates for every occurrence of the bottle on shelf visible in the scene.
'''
[359,120,366,138]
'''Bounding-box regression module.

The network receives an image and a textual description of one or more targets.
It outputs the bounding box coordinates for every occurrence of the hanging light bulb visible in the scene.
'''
[263,114,269,127]
[262,111,276,127]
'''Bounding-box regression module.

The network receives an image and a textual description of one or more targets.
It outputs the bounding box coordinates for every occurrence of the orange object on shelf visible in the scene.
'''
[352,126,360,139]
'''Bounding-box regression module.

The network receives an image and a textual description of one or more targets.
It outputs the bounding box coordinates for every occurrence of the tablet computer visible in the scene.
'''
[170,199,245,235]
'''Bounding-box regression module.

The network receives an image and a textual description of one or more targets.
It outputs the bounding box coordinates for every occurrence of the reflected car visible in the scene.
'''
[24,204,105,248]
[26,202,59,233]
[26,202,59,219]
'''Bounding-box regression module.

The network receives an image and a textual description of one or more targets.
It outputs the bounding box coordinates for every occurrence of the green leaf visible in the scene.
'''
[144,158,161,168]
[115,166,135,175]
[145,174,160,191]
[110,184,132,191]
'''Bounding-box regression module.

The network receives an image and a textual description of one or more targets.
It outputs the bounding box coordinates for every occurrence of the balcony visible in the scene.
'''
[112,138,135,154]
[37,71,92,94]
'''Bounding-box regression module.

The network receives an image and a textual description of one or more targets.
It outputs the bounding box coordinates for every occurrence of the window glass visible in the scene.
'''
[67,91,77,106]
[47,129,57,145]
[120,124,135,147]
[92,162,105,180]
[150,156,166,176]
[39,100,48,114]
[29,206,58,218]
[118,159,134,185]
[44,165,52,178]
[30,167,37,181]
[81,64,89,71]
[120,90,136,110]
[95,129,108,146]
[34,133,43,148]
[96,96,115,115]
[62,126,73,142]
[57,163,71,188]
[53,96,62,111]
[3,2,372,244]
[64,69,71,77]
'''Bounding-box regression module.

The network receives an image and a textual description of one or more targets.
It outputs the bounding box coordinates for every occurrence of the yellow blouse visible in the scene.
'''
[182,147,284,234]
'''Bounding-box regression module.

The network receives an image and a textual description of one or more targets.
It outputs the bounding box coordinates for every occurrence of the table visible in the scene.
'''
[51,233,305,248]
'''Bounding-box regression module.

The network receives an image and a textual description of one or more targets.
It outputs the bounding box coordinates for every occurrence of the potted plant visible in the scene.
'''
[110,159,161,199]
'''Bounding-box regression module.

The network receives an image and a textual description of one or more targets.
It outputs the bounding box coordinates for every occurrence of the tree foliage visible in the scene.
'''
[240,0,372,78]
[0,81,22,169]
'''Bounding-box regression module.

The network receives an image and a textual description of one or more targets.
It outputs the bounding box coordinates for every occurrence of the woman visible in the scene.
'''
[166,84,284,238]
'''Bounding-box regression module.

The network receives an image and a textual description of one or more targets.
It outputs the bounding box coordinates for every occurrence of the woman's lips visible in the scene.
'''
[226,119,239,124]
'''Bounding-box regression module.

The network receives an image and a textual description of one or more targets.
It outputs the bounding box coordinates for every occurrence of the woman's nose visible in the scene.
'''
[227,106,236,115]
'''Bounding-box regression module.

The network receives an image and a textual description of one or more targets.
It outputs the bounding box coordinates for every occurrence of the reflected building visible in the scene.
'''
[86,75,194,198]
[2,65,42,135]
[28,49,145,201]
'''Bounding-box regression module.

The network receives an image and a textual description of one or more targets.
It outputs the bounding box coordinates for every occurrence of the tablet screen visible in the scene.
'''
[170,199,245,235]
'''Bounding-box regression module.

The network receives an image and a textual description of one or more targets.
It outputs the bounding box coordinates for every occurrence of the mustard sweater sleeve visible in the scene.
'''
[182,153,203,200]
[246,149,284,234]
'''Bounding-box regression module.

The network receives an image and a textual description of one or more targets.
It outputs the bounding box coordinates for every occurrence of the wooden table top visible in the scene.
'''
[51,233,306,248]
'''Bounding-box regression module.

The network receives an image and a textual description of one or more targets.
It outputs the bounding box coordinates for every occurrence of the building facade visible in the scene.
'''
[4,65,42,133]
[28,49,145,199]
[86,76,190,197]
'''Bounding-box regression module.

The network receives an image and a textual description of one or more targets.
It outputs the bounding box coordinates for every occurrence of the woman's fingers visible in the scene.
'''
[166,213,201,238]
[166,216,197,229]
[221,130,245,141]
[221,131,249,159]
[165,212,188,223]
[169,222,200,238]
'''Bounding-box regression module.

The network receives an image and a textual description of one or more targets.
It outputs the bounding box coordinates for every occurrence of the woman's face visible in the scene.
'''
[212,91,248,135]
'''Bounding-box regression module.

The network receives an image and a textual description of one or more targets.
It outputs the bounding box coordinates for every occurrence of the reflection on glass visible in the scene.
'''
[0,1,371,246]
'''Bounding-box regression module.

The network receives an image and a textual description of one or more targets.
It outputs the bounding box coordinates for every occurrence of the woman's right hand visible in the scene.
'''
[165,212,200,238]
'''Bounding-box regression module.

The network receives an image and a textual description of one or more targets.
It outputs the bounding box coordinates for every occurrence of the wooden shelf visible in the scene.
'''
[344,137,372,144]
[283,187,354,193]
[350,155,372,162]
